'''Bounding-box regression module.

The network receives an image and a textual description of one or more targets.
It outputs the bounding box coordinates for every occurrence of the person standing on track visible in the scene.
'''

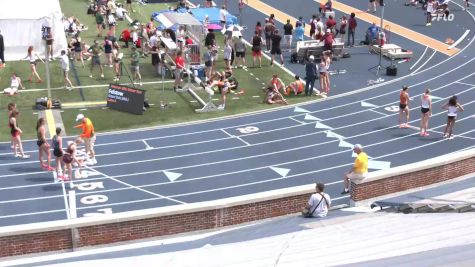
[442,95,464,140]
[52,127,64,180]
[420,88,432,137]
[74,114,97,165]
[36,118,54,171]
[399,86,410,128]
[9,110,29,159]
[341,144,368,195]
[305,55,318,96]
[62,138,84,181]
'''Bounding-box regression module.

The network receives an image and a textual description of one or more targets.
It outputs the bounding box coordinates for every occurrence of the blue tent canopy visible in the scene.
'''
[152,8,238,27]
[190,7,238,26]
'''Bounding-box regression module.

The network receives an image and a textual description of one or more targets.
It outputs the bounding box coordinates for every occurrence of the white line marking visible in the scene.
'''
[448,30,471,50]
[289,117,305,125]
[221,129,251,146]
[79,108,88,111]
[370,109,388,116]
[19,80,175,93]
[142,140,153,150]
[68,190,77,219]
[411,49,437,75]
[457,81,475,87]
[269,167,291,178]
[409,46,429,70]
[252,95,260,98]
[361,101,378,108]
[232,97,240,100]
[85,166,185,204]
[220,129,234,137]
[62,182,70,220]
[163,171,183,182]
[294,107,310,113]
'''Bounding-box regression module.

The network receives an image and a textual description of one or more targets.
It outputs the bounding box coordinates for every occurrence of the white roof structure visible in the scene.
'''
[0,0,68,60]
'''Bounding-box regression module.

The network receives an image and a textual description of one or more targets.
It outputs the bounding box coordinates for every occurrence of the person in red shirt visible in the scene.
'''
[348,13,357,47]
[325,15,337,33]
[185,36,193,45]
[120,28,131,48]
[321,29,334,52]
[174,50,185,90]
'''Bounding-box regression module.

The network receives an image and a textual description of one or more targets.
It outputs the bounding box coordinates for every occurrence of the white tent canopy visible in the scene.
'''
[0,0,68,61]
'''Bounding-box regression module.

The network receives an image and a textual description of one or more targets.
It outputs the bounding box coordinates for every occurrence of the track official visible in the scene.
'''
[74,114,97,165]
[342,144,368,194]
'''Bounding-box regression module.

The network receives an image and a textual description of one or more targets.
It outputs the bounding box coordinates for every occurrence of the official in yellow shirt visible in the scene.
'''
[342,144,368,194]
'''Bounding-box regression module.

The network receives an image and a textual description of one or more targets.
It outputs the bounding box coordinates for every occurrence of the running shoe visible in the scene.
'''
[20,154,30,159]
[420,132,424,136]
[341,190,350,195]
[92,158,98,165]
[403,123,410,128]
[100,74,105,78]
[449,136,455,140]
[424,132,430,137]
[89,75,93,78]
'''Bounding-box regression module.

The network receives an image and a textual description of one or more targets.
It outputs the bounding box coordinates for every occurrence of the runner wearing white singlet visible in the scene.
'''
[442,96,464,140]
[419,88,432,137]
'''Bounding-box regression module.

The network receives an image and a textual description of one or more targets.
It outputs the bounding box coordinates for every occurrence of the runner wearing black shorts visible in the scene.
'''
[270,30,284,66]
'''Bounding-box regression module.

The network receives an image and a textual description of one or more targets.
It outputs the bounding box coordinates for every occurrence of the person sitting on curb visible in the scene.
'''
[342,144,368,194]
[302,182,331,218]
[285,75,304,96]
[3,73,25,96]
[268,74,285,94]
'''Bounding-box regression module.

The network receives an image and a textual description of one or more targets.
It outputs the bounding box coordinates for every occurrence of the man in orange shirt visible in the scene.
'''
[74,114,97,165]
[341,144,368,194]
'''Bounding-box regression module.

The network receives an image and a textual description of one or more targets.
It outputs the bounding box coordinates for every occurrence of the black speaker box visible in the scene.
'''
[386,65,397,76]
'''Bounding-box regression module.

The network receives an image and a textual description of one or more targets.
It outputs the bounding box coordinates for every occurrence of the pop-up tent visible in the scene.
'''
[0,0,67,61]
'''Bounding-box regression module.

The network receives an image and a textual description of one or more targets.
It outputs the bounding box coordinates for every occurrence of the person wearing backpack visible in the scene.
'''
[302,183,331,218]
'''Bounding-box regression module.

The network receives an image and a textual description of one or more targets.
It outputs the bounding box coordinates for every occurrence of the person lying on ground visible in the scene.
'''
[285,75,304,96]
[264,86,288,105]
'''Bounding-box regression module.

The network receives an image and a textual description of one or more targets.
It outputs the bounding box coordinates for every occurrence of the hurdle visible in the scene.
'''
[176,68,222,113]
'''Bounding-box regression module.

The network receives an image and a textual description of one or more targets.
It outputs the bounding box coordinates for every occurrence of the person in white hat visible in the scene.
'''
[342,144,368,194]
[304,55,318,96]
[74,114,97,165]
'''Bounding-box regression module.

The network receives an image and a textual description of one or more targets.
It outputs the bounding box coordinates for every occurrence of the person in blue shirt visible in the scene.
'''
[365,22,379,44]
[294,22,305,42]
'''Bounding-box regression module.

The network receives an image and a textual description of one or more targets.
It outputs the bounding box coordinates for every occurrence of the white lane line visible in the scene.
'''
[142,140,153,150]
[164,128,475,199]
[4,119,475,212]
[369,109,389,116]
[18,80,175,93]
[2,85,474,181]
[220,129,250,146]
[62,182,71,220]
[85,166,186,204]
[23,107,471,199]
[409,46,429,70]
[0,208,66,219]
[289,117,306,125]
[68,190,77,219]
[457,81,475,87]
[448,30,471,50]
[411,49,437,75]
